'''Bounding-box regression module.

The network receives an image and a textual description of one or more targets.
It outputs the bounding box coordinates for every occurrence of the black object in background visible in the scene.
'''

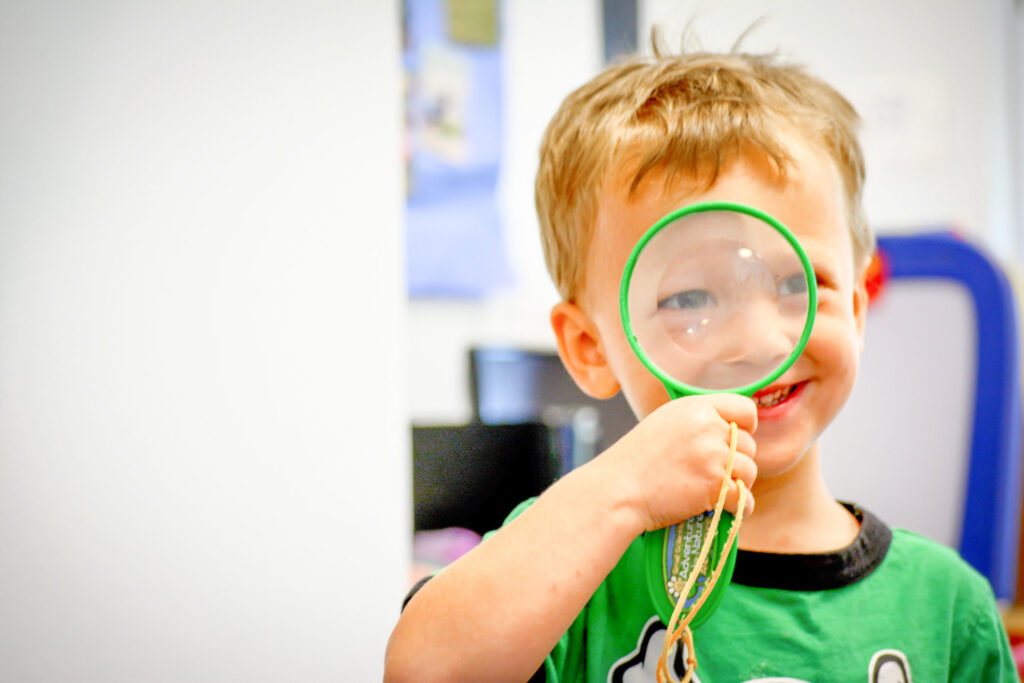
[412,422,560,536]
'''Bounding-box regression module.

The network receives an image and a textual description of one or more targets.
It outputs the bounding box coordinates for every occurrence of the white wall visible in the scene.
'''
[639,0,1017,254]
[1014,4,1024,255]
[0,2,407,681]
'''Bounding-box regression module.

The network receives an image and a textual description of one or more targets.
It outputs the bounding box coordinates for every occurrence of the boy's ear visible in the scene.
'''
[853,258,871,351]
[550,301,621,399]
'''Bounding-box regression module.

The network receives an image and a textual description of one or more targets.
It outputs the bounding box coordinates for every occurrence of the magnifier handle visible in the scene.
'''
[644,418,743,629]
[643,513,739,630]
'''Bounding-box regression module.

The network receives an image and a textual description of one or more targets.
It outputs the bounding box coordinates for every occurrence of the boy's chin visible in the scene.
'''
[749,438,818,480]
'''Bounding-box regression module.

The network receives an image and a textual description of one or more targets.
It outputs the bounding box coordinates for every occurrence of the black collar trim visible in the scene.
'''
[730,503,892,591]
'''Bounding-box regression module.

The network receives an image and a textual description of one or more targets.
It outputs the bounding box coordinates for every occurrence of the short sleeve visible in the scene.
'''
[950,583,1019,681]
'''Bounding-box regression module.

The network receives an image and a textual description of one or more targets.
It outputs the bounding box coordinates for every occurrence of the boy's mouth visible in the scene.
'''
[753,383,801,409]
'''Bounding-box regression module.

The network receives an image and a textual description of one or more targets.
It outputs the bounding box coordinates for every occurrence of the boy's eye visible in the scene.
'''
[778,273,808,296]
[658,289,715,310]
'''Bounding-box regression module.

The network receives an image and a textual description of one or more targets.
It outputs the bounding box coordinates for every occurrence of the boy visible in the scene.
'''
[385,47,1017,681]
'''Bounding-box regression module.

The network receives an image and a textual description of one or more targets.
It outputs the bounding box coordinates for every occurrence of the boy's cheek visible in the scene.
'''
[619,371,673,421]
[592,324,661,417]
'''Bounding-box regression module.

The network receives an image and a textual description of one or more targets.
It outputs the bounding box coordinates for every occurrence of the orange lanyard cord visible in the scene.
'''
[656,421,748,683]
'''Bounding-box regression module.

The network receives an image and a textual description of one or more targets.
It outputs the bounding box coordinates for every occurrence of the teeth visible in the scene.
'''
[755,385,794,408]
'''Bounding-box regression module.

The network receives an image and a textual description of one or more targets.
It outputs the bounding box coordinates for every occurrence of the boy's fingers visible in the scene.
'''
[706,393,758,434]
[729,452,757,493]
[724,479,756,518]
[733,429,757,461]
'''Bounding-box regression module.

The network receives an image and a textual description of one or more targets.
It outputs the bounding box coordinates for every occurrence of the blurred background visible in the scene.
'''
[0,1,1021,680]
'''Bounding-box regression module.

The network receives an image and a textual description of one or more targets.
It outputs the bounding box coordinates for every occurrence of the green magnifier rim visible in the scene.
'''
[619,200,817,398]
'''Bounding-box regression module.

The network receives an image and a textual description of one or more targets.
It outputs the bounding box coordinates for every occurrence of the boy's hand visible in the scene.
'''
[601,394,758,533]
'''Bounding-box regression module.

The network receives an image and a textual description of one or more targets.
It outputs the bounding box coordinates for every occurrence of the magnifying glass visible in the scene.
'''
[619,201,816,631]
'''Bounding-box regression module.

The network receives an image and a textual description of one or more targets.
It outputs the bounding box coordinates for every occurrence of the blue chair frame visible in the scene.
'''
[878,233,1022,600]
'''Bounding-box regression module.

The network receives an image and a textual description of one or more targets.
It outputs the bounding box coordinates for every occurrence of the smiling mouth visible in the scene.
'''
[753,384,799,409]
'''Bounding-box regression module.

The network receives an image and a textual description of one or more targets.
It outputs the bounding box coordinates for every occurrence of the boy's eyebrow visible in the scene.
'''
[788,243,832,276]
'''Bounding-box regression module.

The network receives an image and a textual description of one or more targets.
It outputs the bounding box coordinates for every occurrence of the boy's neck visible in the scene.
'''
[737,441,861,554]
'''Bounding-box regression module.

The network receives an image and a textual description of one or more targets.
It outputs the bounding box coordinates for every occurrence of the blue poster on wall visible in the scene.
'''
[403,0,512,298]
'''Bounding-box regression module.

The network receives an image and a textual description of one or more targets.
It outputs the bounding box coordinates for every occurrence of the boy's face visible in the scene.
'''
[563,138,868,480]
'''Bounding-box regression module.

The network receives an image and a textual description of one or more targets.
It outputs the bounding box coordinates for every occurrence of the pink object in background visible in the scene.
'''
[409,527,483,585]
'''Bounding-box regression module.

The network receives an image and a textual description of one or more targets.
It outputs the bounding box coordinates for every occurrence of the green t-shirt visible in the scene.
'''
[500,501,1017,682]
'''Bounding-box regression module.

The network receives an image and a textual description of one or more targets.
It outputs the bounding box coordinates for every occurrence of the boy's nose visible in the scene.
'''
[718,298,797,371]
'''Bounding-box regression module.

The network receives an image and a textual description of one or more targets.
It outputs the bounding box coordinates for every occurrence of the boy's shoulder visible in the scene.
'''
[889,525,968,561]
[884,524,997,602]
[888,524,991,589]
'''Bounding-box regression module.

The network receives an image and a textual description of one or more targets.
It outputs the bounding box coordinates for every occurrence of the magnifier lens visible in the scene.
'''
[626,209,811,392]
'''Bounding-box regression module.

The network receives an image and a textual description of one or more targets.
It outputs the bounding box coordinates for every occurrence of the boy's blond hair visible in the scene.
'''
[535,49,873,303]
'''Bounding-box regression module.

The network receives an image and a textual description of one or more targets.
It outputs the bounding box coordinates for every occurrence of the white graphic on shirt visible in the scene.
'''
[610,617,912,683]
[869,649,912,683]
[608,616,702,683]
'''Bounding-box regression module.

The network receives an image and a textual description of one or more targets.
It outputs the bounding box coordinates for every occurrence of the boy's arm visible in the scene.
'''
[383,394,757,683]
[387,462,644,682]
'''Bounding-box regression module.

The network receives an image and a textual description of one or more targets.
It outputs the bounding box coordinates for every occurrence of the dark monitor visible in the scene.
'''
[468,347,636,467]
[412,422,560,536]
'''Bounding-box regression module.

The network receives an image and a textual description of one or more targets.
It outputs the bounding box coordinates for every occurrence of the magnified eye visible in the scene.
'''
[658,289,715,310]
[778,273,808,296]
